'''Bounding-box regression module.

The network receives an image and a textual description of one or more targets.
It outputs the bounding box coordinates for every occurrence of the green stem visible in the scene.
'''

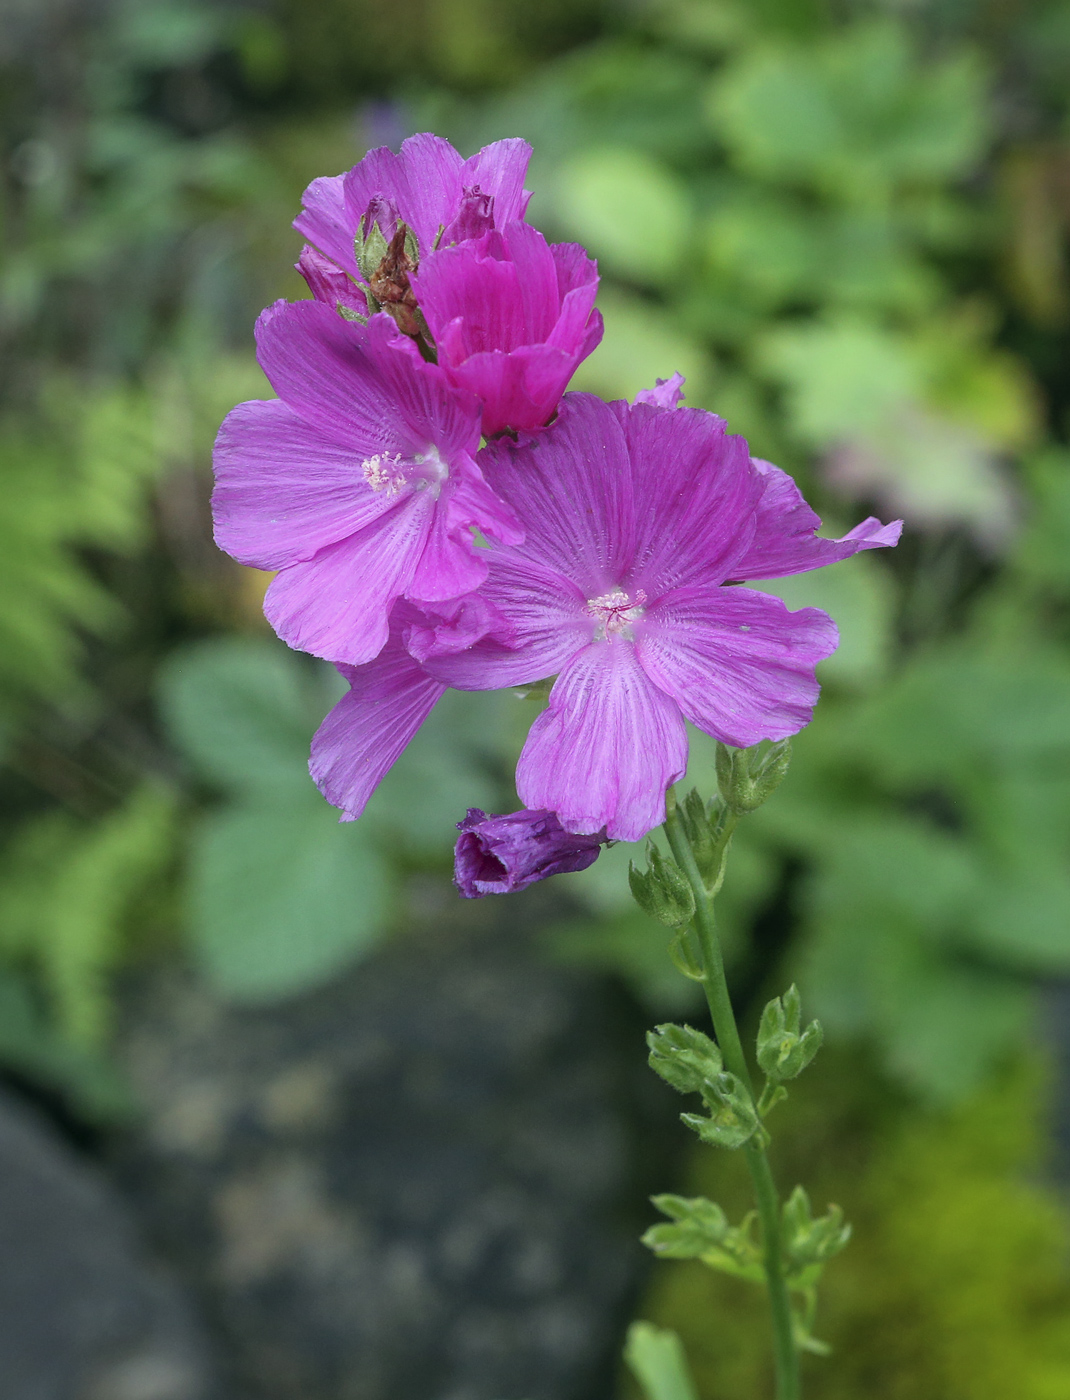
[663,796,800,1400]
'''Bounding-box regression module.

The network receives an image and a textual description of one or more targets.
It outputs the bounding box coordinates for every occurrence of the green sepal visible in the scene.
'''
[629,845,695,927]
[643,1195,764,1284]
[338,304,366,323]
[782,1185,852,1279]
[667,927,706,980]
[646,1022,722,1095]
[757,984,823,1081]
[678,788,726,893]
[757,1080,788,1117]
[715,740,792,815]
[681,1069,760,1149]
[355,215,390,281]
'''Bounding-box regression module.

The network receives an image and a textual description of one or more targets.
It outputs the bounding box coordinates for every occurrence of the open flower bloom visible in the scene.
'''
[294,133,533,284]
[422,394,902,842]
[407,221,603,436]
[212,301,522,668]
[454,808,604,897]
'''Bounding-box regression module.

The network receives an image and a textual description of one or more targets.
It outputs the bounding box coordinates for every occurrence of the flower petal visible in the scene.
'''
[255,301,482,460]
[636,585,839,747]
[212,399,392,569]
[461,138,532,225]
[293,172,361,280]
[264,491,436,666]
[516,639,688,842]
[610,400,761,594]
[732,458,903,580]
[310,636,445,822]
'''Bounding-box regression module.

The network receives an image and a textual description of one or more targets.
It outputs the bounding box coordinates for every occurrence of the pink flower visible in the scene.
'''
[211,301,522,668]
[421,394,901,842]
[295,133,533,283]
[454,808,604,897]
[406,221,603,436]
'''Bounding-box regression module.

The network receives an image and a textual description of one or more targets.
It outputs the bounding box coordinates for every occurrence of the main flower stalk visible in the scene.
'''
[662,793,800,1400]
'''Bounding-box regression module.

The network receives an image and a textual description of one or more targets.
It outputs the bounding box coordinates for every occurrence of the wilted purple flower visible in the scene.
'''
[454,808,604,897]
[295,245,369,318]
[423,394,901,842]
[404,222,603,436]
[212,301,522,668]
[295,133,533,284]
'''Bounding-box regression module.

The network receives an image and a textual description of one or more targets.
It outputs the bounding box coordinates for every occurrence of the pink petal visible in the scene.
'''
[636,585,839,747]
[441,342,584,437]
[310,635,446,822]
[403,594,516,664]
[212,399,393,569]
[295,245,367,315]
[516,639,688,842]
[254,301,482,460]
[610,401,761,594]
[409,505,489,604]
[421,557,589,688]
[733,459,903,580]
[634,373,686,409]
[477,395,637,596]
[293,172,360,280]
[461,138,533,225]
[264,491,436,666]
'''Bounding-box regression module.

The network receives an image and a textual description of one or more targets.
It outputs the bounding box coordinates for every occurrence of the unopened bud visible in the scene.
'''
[646,1023,722,1095]
[629,846,695,927]
[716,740,791,815]
[757,985,823,1082]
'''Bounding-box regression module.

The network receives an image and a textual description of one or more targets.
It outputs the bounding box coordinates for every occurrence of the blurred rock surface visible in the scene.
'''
[0,1082,217,1400]
[111,902,675,1400]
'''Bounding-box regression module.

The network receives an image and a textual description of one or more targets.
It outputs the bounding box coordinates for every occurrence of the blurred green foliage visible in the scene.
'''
[1,0,1070,1129]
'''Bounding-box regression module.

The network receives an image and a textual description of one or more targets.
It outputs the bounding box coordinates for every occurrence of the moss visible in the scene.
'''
[628,1050,1070,1399]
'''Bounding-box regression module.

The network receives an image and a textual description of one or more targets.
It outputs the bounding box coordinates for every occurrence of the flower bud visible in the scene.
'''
[641,1193,729,1258]
[681,1070,760,1150]
[629,845,695,926]
[646,1023,722,1095]
[454,808,603,897]
[757,985,823,1082]
[716,740,792,815]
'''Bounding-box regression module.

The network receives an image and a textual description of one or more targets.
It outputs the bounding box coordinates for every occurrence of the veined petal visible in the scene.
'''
[422,557,589,689]
[461,138,532,225]
[264,491,436,666]
[293,172,360,280]
[310,635,446,822]
[441,342,582,437]
[733,458,903,580]
[478,395,637,595]
[255,301,482,461]
[636,585,839,747]
[212,399,392,569]
[516,639,688,842]
[611,400,761,594]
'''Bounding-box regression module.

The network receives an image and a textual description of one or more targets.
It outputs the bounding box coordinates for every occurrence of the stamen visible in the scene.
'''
[361,452,407,495]
[587,587,648,640]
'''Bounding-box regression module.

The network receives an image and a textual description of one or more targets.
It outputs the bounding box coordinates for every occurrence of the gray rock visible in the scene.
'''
[112,899,678,1400]
[0,1084,217,1400]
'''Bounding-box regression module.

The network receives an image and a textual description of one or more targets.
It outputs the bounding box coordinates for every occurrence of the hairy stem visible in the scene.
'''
[663,796,800,1400]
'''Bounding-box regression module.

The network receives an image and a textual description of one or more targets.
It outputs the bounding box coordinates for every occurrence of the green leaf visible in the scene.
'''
[624,1322,700,1400]
[188,795,392,1002]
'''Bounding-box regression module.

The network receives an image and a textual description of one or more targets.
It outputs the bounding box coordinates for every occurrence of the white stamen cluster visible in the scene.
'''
[586,587,648,640]
[361,452,407,495]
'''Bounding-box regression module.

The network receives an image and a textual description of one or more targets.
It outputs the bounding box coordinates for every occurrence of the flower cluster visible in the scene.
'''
[212,134,901,895]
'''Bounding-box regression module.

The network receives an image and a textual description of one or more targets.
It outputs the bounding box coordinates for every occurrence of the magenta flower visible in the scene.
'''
[406,222,603,437]
[422,394,902,842]
[454,808,605,897]
[295,133,533,283]
[212,301,522,668]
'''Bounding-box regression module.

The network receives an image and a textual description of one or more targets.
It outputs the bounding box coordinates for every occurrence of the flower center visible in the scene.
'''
[586,587,647,640]
[361,448,448,498]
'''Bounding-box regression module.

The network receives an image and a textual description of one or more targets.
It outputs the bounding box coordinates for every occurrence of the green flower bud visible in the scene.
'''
[716,740,792,815]
[629,845,695,926]
[646,1023,723,1094]
[757,985,823,1081]
[681,1071,760,1150]
[641,1194,729,1258]
[782,1186,851,1274]
[355,215,390,282]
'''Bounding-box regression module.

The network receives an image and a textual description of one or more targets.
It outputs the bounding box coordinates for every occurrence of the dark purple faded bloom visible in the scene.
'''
[212,301,522,668]
[454,808,604,897]
[406,222,603,437]
[295,133,533,284]
[423,394,902,842]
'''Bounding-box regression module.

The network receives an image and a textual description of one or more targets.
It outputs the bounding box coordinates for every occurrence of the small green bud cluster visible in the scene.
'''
[646,1023,760,1150]
[715,738,791,815]
[781,1186,852,1355]
[629,846,695,927]
[757,984,823,1082]
[642,1194,764,1284]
